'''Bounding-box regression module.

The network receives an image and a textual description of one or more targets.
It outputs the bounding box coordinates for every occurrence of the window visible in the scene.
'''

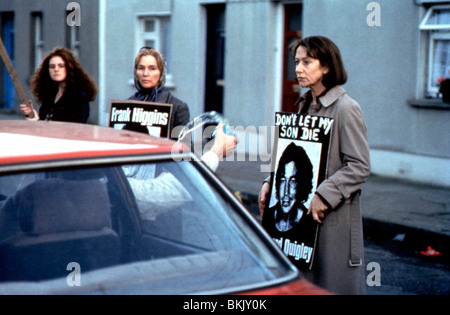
[136,15,172,62]
[31,12,43,72]
[66,20,80,57]
[136,14,173,87]
[142,18,158,49]
[420,5,450,97]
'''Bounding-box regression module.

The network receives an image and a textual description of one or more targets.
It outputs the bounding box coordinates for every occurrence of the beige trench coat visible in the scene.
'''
[299,86,371,295]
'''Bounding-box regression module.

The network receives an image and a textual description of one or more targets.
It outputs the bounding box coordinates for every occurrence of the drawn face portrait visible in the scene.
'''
[279,161,298,215]
[274,142,314,212]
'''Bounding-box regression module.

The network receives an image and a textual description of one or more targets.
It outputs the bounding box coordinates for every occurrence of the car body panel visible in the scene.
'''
[0,121,328,295]
[0,121,185,167]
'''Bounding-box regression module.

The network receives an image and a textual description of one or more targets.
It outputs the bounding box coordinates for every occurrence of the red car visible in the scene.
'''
[0,121,328,295]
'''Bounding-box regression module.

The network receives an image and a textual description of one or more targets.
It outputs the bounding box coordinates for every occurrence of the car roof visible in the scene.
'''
[0,121,186,167]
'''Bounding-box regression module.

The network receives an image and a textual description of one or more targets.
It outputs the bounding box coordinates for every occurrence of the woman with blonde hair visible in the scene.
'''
[129,47,236,170]
[129,47,189,138]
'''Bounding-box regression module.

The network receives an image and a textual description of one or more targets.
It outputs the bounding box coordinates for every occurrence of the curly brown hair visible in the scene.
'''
[31,47,97,103]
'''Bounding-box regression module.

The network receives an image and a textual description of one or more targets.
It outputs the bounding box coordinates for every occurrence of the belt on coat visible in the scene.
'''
[349,190,363,267]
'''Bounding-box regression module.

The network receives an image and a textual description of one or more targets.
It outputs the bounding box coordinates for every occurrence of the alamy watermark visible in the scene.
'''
[66,2,381,28]
[66,262,81,287]
[64,260,381,288]
[66,2,81,27]
[367,2,381,27]
[171,124,277,173]
[366,262,381,287]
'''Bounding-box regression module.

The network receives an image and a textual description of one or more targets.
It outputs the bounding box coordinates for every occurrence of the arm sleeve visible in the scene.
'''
[201,150,220,172]
[171,101,190,139]
[25,109,40,121]
[316,102,371,209]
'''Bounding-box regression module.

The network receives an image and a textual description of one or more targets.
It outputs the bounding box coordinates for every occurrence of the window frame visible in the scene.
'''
[139,17,161,51]
[65,10,80,57]
[419,4,450,31]
[134,13,174,88]
[31,12,44,72]
[419,4,450,97]
[427,31,450,95]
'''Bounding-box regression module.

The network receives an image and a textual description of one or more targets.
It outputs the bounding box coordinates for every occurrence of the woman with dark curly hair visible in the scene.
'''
[20,47,97,123]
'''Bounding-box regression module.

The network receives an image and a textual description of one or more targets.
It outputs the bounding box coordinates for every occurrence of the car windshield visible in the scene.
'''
[0,160,295,294]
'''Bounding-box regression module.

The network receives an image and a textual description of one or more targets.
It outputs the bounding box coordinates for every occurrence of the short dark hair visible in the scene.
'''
[275,142,313,203]
[292,36,347,89]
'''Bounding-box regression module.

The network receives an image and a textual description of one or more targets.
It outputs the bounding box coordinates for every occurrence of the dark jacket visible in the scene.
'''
[39,89,90,123]
[129,90,190,139]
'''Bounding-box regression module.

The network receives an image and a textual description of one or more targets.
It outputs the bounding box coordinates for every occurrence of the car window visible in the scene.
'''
[0,160,295,294]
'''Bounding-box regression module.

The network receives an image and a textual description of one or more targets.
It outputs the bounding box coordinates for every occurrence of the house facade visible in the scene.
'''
[1,0,449,186]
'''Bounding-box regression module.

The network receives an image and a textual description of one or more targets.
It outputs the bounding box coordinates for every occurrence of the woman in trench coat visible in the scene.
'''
[259,36,371,294]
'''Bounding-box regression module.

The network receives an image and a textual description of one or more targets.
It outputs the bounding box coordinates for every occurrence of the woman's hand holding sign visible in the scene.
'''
[259,182,270,217]
[307,193,328,224]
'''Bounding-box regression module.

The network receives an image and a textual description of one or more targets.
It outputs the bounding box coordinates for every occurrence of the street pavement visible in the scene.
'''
[2,111,449,257]
[215,157,450,258]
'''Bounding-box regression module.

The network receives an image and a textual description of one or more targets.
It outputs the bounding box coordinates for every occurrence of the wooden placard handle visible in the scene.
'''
[0,36,30,106]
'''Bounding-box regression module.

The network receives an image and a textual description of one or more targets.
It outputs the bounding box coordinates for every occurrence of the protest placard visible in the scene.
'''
[109,100,173,138]
[262,112,333,270]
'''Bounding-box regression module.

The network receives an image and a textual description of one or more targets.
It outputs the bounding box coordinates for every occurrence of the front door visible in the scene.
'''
[204,4,226,114]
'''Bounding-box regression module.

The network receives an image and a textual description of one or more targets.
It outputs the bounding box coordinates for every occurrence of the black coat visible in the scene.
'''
[39,89,90,123]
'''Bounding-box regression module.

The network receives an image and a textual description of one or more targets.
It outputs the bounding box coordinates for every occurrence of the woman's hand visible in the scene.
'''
[307,193,328,224]
[259,181,270,217]
[211,123,237,159]
[20,100,36,119]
